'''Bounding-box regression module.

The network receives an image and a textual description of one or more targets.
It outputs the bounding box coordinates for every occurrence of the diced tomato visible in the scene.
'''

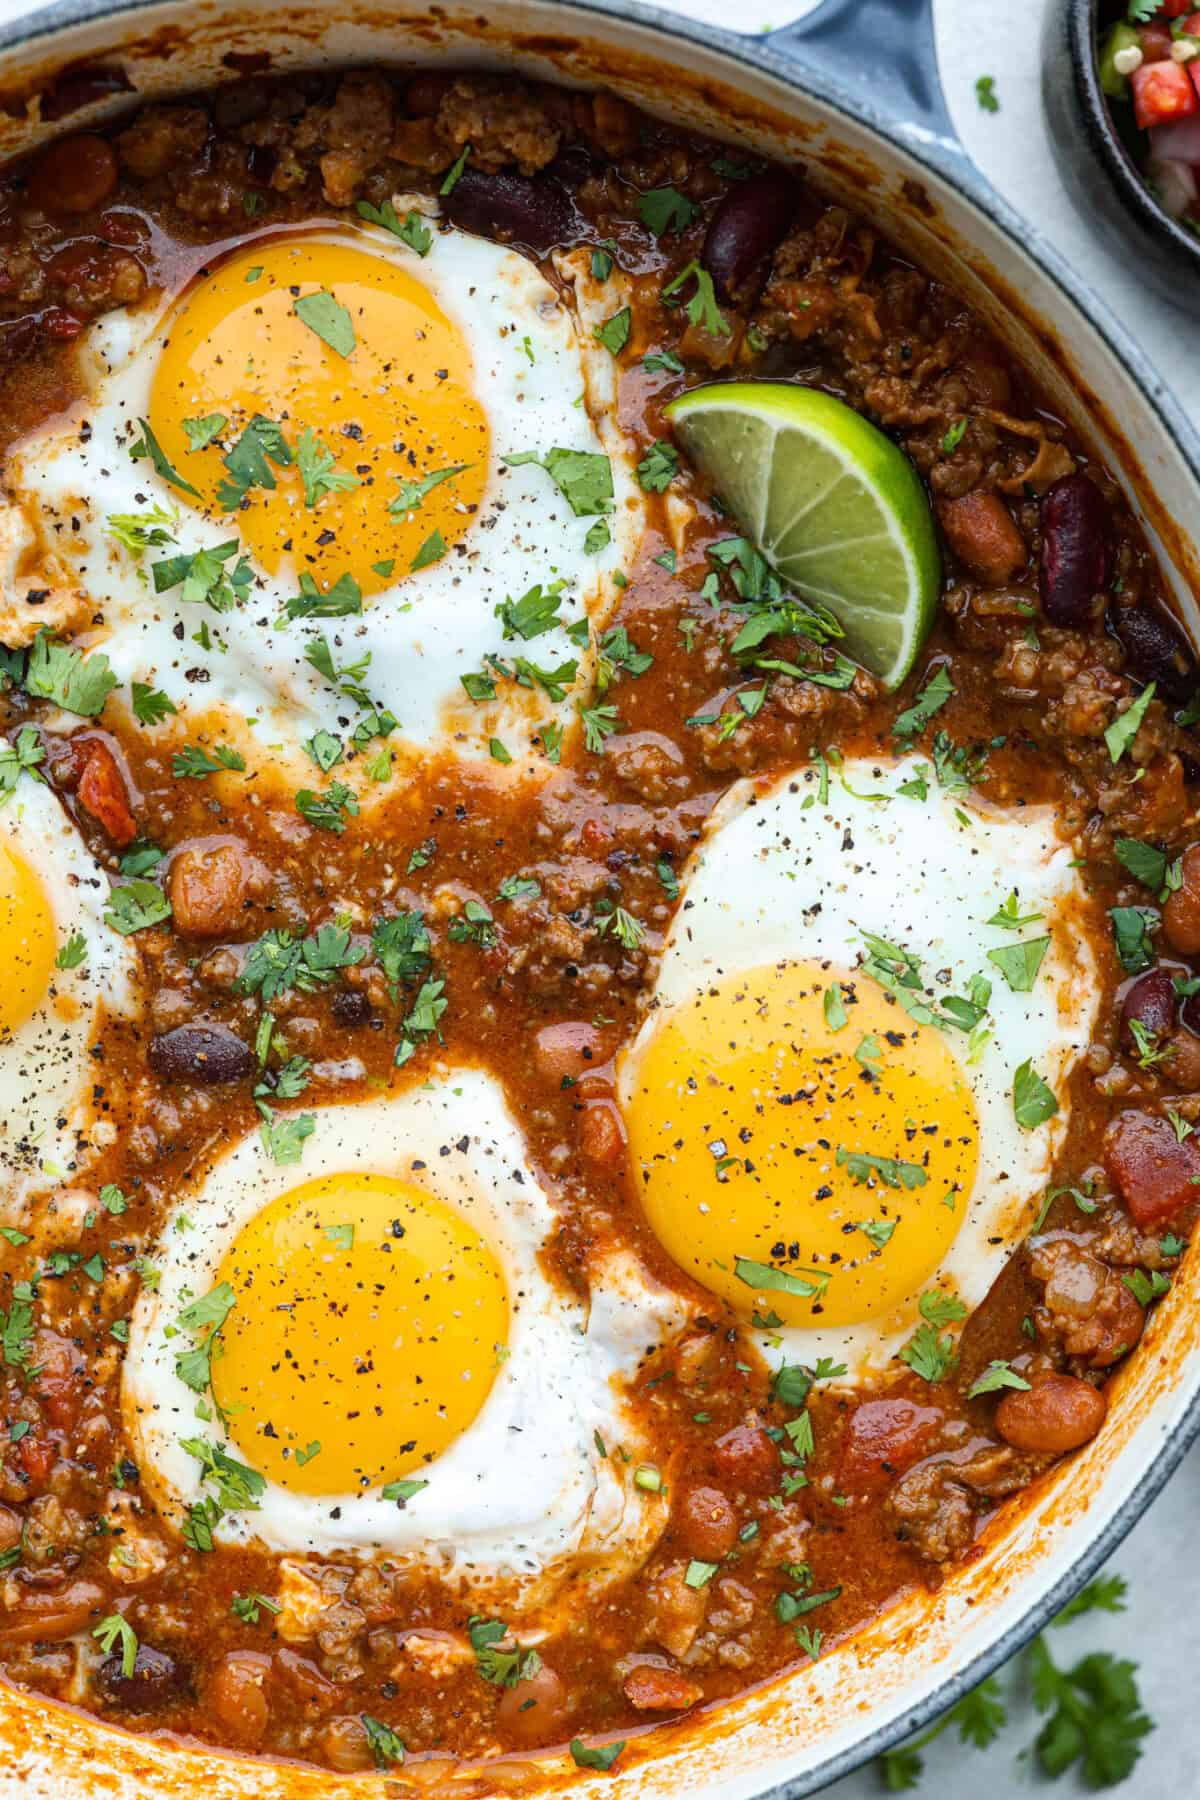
[76,738,137,846]
[1184,13,1200,33]
[1162,0,1196,17]
[1131,58,1199,129]
[1192,59,1200,102]
[1103,1110,1200,1227]
[839,1398,943,1491]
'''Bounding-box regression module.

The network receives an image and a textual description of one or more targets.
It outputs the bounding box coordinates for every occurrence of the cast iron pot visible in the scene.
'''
[0,0,1197,1795]
[1045,0,1200,306]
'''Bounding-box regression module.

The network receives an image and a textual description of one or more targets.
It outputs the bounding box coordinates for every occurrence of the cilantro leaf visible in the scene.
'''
[1013,1059,1058,1130]
[892,666,954,741]
[361,1715,405,1769]
[987,936,1051,992]
[295,426,359,508]
[390,464,470,515]
[637,186,699,235]
[637,439,680,492]
[835,1148,927,1190]
[25,631,117,718]
[293,287,355,356]
[505,447,614,517]
[104,879,171,936]
[1105,682,1156,763]
[966,1359,1032,1399]
[594,307,631,356]
[356,195,432,256]
[130,416,200,497]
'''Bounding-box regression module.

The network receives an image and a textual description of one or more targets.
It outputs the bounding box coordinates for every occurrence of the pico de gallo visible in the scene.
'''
[1100,0,1200,230]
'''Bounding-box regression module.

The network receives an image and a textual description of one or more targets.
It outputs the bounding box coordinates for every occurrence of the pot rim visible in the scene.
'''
[0,1,1197,1793]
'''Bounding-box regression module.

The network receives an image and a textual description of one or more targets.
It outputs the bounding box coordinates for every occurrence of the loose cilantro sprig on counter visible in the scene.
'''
[879,1576,1149,1791]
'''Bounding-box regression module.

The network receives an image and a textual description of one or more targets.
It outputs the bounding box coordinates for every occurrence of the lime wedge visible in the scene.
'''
[664,382,941,690]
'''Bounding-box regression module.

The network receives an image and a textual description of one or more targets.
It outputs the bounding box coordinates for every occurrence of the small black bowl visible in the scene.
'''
[1043,0,1200,304]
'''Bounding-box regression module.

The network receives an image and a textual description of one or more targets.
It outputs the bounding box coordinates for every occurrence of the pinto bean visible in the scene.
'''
[1163,846,1200,953]
[534,1020,603,1084]
[169,838,263,938]
[442,167,574,253]
[148,1023,254,1086]
[27,134,119,215]
[1103,1108,1200,1227]
[676,1485,738,1559]
[1038,474,1108,626]
[994,1374,1106,1454]
[1163,1026,1200,1091]
[206,1650,269,1745]
[96,1644,188,1712]
[623,1664,703,1713]
[579,1101,625,1166]
[712,1423,780,1496]
[319,1715,374,1772]
[496,1663,569,1744]
[1109,601,1198,705]
[938,493,1026,585]
[701,171,800,302]
[1119,967,1176,1051]
[0,1579,107,1642]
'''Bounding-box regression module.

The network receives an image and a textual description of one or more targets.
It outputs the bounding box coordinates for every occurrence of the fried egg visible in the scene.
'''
[4,220,645,773]
[617,755,1103,1381]
[0,751,135,1197]
[122,1071,688,1614]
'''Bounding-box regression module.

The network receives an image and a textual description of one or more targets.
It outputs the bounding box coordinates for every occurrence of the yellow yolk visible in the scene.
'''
[624,964,979,1328]
[0,841,55,1037]
[148,237,490,600]
[210,1171,509,1497]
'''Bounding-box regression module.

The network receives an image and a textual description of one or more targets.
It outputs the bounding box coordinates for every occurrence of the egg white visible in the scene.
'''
[0,754,136,1199]
[3,219,647,776]
[619,754,1104,1383]
[123,1069,690,1615]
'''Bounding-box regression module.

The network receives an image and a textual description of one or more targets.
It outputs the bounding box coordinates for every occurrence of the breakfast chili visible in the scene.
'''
[0,65,1194,1777]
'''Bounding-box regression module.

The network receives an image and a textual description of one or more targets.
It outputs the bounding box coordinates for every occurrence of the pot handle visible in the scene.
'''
[765,0,961,154]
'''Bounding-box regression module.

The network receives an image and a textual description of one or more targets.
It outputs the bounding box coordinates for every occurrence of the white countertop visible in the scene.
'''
[0,0,1194,1788]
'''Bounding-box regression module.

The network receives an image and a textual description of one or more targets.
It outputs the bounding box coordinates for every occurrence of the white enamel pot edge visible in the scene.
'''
[0,3,1196,1797]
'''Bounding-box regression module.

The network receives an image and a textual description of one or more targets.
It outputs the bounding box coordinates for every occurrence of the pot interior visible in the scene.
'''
[0,5,1196,1798]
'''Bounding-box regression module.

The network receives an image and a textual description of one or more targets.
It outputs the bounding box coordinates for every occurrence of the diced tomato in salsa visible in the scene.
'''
[1131,59,1199,129]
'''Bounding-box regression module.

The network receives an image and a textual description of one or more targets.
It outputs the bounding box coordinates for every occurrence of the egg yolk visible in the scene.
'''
[0,841,55,1038]
[623,963,979,1328]
[148,236,490,601]
[210,1171,509,1497]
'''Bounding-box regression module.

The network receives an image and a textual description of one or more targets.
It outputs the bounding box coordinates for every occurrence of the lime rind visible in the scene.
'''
[665,382,940,690]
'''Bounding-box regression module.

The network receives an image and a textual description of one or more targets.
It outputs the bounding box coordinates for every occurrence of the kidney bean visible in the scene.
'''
[1163,844,1200,952]
[994,1374,1106,1455]
[331,987,372,1028]
[676,1485,738,1559]
[96,1644,188,1712]
[701,171,800,302]
[1037,474,1108,626]
[1119,967,1176,1050]
[838,1397,942,1489]
[1109,601,1198,705]
[75,738,136,846]
[148,1024,254,1086]
[442,167,574,253]
[27,134,119,215]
